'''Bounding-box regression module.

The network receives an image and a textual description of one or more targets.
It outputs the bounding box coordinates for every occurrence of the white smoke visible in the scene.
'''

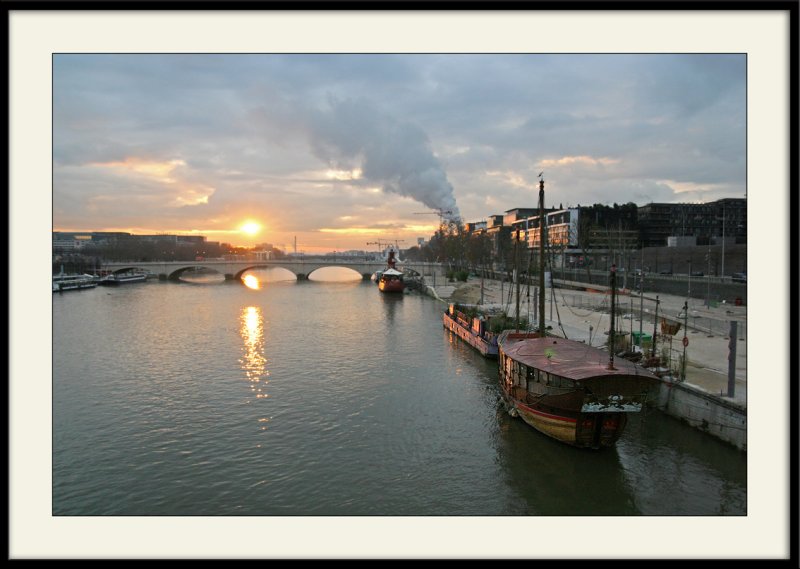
[308,97,460,220]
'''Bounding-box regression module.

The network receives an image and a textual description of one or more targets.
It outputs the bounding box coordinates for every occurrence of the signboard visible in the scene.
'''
[682,336,689,347]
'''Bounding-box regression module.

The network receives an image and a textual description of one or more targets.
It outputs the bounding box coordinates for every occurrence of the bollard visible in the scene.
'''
[727,321,738,397]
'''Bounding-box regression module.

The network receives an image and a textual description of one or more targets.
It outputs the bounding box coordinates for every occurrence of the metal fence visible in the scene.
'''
[557,293,747,341]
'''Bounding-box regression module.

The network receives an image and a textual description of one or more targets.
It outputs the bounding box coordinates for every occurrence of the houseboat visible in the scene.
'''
[498,332,659,448]
[442,304,499,358]
[497,174,658,448]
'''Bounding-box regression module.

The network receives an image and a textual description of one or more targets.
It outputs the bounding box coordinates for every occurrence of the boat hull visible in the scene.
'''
[501,388,629,448]
[53,274,99,292]
[378,280,404,293]
[99,274,148,286]
[53,281,97,292]
[442,312,497,357]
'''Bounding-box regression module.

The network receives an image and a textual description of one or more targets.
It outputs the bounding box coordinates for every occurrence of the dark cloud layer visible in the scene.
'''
[53,54,746,248]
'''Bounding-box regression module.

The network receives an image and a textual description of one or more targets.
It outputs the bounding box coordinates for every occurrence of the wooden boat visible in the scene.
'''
[498,332,658,448]
[442,304,499,358]
[497,174,658,448]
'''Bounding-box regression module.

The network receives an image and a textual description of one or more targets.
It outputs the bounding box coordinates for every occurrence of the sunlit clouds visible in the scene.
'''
[326,168,362,181]
[539,155,621,168]
[53,54,746,251]
[91,157,186,180]
[240,221,262,236]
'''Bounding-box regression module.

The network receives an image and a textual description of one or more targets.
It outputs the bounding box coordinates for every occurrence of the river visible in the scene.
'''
[52,268,746,516]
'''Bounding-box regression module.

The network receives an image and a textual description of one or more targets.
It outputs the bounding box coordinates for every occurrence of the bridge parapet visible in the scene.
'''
[104,259,446,282]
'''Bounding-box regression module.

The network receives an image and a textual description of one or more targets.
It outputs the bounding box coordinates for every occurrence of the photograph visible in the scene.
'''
[9,6,794,560]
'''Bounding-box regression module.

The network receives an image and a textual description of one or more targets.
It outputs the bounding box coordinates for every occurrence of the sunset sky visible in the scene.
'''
[53,53,746,252]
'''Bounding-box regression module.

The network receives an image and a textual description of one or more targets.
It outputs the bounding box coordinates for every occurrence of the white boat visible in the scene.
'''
[52,273,98,292]
[98,272,148,286]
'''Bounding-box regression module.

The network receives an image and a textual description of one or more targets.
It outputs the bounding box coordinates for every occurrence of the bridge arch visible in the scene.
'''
[306,266,365,281]
[110,265,150,275]
[233,265,299,281]
[166,265,225,281]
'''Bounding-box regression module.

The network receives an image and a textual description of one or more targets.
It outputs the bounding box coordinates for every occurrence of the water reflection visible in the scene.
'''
[498,412,639,515]
[615,412,747,515]
[239,306,270,403]
[381,292,403,324]
[243,268,297,284]
[242,274,261,290]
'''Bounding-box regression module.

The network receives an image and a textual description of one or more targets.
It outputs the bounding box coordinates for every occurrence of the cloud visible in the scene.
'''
[303,96,461,220]
[52,54,746,249]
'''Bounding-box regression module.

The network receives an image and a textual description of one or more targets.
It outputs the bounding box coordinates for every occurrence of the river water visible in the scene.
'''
[52,269,746,516]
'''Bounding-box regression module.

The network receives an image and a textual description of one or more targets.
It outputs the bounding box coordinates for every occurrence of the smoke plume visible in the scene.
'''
[308,97,460,221]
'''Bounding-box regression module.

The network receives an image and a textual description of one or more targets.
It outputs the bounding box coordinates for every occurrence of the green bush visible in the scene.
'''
[456,270,469,282]
[488,314,530,333]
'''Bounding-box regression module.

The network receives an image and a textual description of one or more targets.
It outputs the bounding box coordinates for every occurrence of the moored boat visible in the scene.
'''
[378,268,405,293]
[52,273,98,292]
[377,248,405,293]
[98,271,148,286]
[498,332,658,448]
[442,304,499,358]
[497,173,658,448]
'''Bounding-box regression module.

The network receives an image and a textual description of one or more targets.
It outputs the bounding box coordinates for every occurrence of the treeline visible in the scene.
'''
[53,240,287,273]
[403,222,497,273]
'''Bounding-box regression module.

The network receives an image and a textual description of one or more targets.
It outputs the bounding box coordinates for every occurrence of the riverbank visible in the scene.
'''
[421,275,747,450]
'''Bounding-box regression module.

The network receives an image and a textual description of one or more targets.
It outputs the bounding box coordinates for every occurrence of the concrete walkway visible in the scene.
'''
[426,276,747,406]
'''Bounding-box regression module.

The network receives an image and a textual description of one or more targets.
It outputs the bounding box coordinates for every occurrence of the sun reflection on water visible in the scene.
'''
[239,306,271,426]
[242,274,261,290]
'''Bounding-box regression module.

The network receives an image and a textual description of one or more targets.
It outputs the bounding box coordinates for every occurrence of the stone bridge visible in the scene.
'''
[103,259,446,282]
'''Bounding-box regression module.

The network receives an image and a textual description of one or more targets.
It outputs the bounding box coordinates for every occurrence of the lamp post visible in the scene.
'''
[721,203,726,279]
[705,246,711,307]
[687,257,692,302]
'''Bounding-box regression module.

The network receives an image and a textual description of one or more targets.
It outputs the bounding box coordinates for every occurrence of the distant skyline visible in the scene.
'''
[53,54,746,252]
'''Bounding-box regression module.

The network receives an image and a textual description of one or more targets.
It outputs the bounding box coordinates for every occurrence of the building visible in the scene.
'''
[637,198,746,247]
[712,198,747,245]
[522,208,579,249]
[52,231,132,252]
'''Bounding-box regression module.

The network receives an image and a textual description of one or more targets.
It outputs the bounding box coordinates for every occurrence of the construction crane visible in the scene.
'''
[413,208,455,230]
[366,239,405,252]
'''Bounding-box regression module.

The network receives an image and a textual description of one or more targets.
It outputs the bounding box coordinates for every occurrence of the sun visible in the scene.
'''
[240,221,262,236]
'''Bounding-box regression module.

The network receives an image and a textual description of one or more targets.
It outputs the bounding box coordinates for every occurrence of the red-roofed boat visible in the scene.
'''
[497,174,658,448]
[498,332,658,448]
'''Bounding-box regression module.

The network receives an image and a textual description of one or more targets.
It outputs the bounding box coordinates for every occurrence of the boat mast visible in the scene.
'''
[538,173,546,336]
[608,264,617,370]
[515,228,521,332]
